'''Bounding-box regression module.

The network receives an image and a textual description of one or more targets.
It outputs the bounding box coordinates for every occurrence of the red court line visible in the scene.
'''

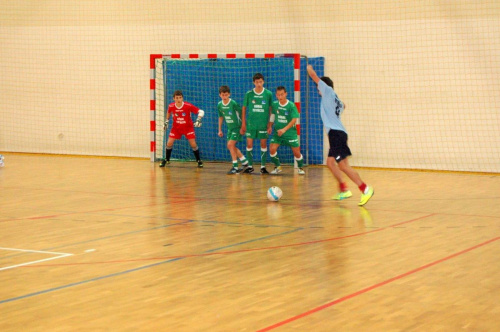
[256,236,500,332]
[25,214,435,268]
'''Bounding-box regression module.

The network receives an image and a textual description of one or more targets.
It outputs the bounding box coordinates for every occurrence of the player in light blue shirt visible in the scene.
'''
[307,64,374,206]
[317,79,347,133]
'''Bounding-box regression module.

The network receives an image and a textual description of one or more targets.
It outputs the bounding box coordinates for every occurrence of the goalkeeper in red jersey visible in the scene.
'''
[159,90,204,168]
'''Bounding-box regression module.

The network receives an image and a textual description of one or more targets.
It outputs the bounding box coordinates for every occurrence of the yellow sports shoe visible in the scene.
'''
[332,190,352,200]
[358,187,374,206]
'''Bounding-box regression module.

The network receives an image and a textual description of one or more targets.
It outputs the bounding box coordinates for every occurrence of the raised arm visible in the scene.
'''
[307,65,320,84]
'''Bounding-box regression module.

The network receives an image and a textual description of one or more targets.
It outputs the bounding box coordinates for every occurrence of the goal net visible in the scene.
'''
[150,54,325,166]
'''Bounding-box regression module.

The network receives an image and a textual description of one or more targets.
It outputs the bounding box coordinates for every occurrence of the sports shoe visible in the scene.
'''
[297,168,305,175]
[242,166,254,174]
[197,161,204,168]
[260,167,269,174]
[227,167,239,175]
[358,187,374,206]
[159,159,170,167]
[332,190,353,200]
[270,166,282,174]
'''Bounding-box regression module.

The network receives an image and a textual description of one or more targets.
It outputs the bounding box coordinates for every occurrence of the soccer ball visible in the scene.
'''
[267,186,283,201]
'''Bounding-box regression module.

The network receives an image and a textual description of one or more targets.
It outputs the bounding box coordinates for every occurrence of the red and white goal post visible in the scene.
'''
[150,53,302,165]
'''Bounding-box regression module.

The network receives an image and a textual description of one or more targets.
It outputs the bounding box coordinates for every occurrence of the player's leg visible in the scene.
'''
[259,132,269,174]
[291,146,305,175]
[231,128,248,168]
[327,157,352,200]
[227,140,238,165]
[337,158,363,187]
[187,137,203,168]
[160,136,176,167]
[338,158,374,206]
[235,148,248,167]
[269,142,282,174]
[226,139,239,174]
[243,128,255,173]
[327,130,353,200]
[286,136,304,175]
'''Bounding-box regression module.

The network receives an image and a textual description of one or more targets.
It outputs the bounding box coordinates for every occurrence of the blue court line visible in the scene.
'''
[92,212,304,229]
[0,257,183,304]
[0,228,303,304]
[204,228,302,253]
[1,218,303,262]
[43,220,192,251]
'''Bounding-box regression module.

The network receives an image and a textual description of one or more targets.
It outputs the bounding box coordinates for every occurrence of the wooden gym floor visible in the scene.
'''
[0,153,499,331]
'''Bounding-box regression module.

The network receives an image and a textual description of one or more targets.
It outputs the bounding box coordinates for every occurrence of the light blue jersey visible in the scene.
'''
[318,80,347,133]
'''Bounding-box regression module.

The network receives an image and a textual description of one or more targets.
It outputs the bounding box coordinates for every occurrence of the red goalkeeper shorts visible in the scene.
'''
[169,126,196,140]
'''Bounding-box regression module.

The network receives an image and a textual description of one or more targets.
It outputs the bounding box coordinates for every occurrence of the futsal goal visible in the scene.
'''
[149,53,325,165]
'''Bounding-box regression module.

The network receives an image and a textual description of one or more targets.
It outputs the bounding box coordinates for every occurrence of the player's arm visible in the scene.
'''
[267,95,273,134]
[241,93,250,135]
[277,118,297,137]
[267,106,273,134]
[193,109,205,127]
[164,111,171,131]
[268,111,275,134]
[218,116,224,137]
[307,65,320,84]
[240,105,247,135]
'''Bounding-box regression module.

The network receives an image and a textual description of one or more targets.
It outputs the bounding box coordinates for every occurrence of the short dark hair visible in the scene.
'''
[253,73,264,81]
[276,86,287,93]
[219,85,230,94]
[173,90,183,98]
[320,77,334,89]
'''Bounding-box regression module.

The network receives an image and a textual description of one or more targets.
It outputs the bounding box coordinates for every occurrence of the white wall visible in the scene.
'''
[1,0,499,172]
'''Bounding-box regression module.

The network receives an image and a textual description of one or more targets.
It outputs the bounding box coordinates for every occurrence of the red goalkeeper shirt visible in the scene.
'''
[167,102,200,129]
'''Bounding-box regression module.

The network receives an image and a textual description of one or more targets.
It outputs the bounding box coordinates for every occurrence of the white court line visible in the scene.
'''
[0,247,73,271]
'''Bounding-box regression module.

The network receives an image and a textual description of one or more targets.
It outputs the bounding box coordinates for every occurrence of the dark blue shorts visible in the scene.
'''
[327,129,352,162]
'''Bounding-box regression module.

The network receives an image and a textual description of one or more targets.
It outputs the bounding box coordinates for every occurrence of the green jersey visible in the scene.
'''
[243,88,273,128]
[217,99,242,130]
[272,100,299,135]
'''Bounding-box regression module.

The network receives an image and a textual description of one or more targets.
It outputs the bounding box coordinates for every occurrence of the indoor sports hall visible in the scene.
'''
[1,1,499,331]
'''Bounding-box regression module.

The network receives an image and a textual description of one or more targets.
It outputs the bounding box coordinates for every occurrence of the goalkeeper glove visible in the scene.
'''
[194,117,202,128]
[163,120,169,131]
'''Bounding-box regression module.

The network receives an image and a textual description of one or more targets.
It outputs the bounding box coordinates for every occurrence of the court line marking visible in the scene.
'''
[256,236,500,332]
[0,220,192,262]
[0,228,302,304]
[20,214,435,267]
[1,216,305,262]
[0,248,73,272]
[0,217,305,264]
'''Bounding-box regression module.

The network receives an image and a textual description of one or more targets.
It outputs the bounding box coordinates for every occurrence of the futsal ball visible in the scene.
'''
[267,186,283,201]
